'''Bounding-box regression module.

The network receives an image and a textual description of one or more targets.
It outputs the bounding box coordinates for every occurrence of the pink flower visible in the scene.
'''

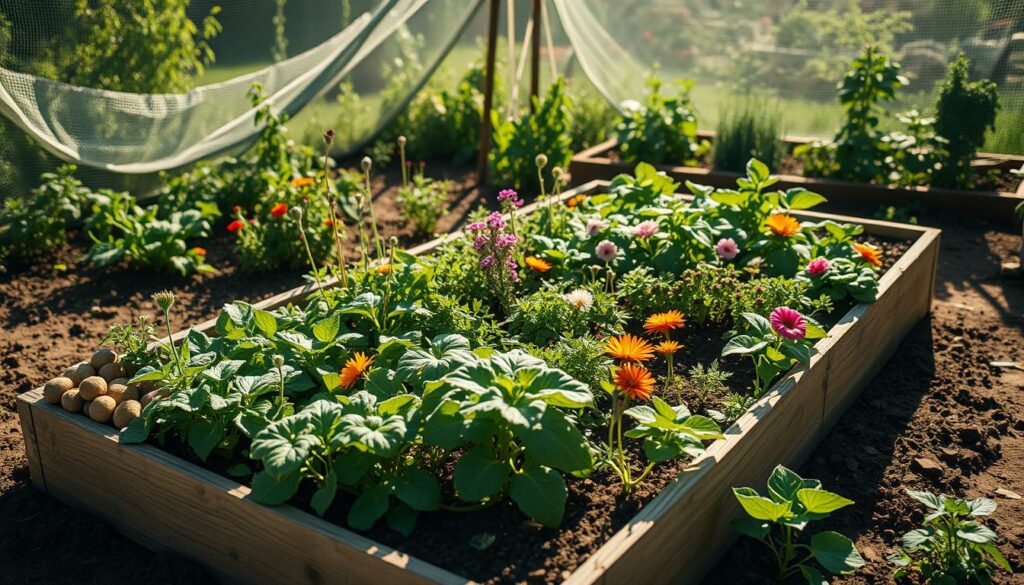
[770,307,807,341]
[498,188,518,202]
[486,212,506,230]
[506,256,517,268]
[473,235,488,250]
[633,220,659,239]
[806,258,830,276]
[480,255,495,269]
[496,234,518,248]
[596,240,618,262]
[716,238,739,260]
[468,221,486,232]
[586,219,607,236]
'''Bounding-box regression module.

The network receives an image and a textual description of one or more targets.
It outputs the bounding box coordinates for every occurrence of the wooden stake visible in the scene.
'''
[477,0,500,184]
[530,0,541,111]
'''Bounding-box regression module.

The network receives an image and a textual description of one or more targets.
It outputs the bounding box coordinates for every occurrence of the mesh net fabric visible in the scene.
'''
[553,0,1024,138]
[0,0,482,195]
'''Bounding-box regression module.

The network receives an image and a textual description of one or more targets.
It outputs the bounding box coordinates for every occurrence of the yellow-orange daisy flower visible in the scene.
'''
[376,263,393,275]
[339,352,374,389]
[525,256,552,272]
[614,362,656,401]
[644,310,685,337]
[853,242,882,266]
[291,176,315,187]
[191,246,206,256]
[566,194,587,208]
[605,334,655,363]
[765,213,801,237]
[655,340,682,355]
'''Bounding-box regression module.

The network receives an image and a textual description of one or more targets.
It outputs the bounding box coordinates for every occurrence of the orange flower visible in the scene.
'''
[291,176,315,187]
[271,203,288,218]
[853,242,882,266]
[655,340,682,355]
[566,194,587,208]
[226,219,244,233]
[376,263,393,275]
[644,310,685,337]
[605,334,655,363]
[525,256,552,272]
[614,362,655,401]
[191,247,206,256]
[340,352,374,389]
[765,213,801,237]
[324,219,335,227]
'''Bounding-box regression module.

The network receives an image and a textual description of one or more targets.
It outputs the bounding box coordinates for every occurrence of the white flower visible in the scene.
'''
[563,288,594,311]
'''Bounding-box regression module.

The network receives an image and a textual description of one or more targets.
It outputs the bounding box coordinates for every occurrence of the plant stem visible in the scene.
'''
[363,167,385,262]
[162,309,184,377]
[296,215,329,304]
[321,141,348,288]
[276,361,285,406]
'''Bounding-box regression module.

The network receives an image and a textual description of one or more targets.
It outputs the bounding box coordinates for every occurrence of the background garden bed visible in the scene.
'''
[570,135,1024,225]
[15,180,939,584]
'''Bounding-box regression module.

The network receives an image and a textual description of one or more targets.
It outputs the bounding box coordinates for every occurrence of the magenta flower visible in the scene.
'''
[596,240,618,262]
[586,219,607,236]
[479,255,495,269]
[506,256,517,268]
[806,258,830,276]
[496,234,518,248]
[716,238,739,260]
[468,221,486,233]
[770,307,807,341]
[498,189,518,201]
[473,235,488,250]
[486,212,506,230]
[633,220,659,239]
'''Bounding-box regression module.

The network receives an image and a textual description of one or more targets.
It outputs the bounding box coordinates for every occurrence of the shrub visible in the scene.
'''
[933,55,1000,189]
[491,77,573,191]
[615,74,708,166]
[570,90,617,152]
[713,97,783,172]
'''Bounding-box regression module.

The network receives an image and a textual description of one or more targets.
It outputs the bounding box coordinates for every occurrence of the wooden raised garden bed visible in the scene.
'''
[16,180,940,585]
[571,134,1024,224]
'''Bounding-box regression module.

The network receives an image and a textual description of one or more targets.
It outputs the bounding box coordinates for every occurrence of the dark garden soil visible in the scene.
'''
[1,184,1022,584]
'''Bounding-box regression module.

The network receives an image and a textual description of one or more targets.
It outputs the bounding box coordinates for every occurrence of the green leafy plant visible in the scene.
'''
[732,465,865,583]
[722,310,825,395]
[83,189,216,276]
[713,97,783,172]
[796,45,907,184]
[933,55,1000,189]
[890,490,1011,583]
[99,316,158,375]
[615,74,708,166]
[421,350,594,527]
[396,139,450,235]
[0,164,90,258]
[491,77,573,191]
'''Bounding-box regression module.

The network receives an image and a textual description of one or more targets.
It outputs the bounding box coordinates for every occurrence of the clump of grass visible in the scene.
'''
[713,97,784,172]
[984,96,1024,155]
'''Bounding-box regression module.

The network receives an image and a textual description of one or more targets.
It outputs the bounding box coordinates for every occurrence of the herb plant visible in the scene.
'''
[491,78,573,191]
[0,165,90,258]
[933,55,1000,189]
[713,97,783,172]
[733,465,865,583]
[890,490,1011,583]
[615,74,708,166]
[396,137,450,235]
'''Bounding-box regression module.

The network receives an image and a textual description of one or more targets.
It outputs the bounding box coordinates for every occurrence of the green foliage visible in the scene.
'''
[615,74,708,166]
[733,465,864,582]
[99,316,158,374]
[622,396,722,464]
[933,55,1000,189]
[796,46,908,184]
[722,311,825,395]
[0,165,90,258]
[403,62,488,166]
[41,0,221,93]
[422,350,594,527]
[491,78,573,191]
[507,288,593,346]
[797,257,878,304]
[570,91,617,152]
[674,360,731,406]
[396,169,450,235]
[890,490,1011,583]
[82,189,216,276]
[528,336,612,396]
[713,98,783,172]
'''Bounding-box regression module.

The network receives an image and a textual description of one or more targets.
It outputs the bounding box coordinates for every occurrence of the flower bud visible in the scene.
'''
[152,290,175,312]
[397,135,407,146]
[361,156,372,172]
[288,206,304,221]
[323,129,335,145]
[535,153,548,168]
[272,354,284,367]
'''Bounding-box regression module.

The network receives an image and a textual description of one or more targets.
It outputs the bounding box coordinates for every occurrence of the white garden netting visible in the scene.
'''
[0,0,1022,197]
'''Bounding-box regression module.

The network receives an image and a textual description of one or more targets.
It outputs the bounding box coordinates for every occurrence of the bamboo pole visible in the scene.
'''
[477,0,500,184]
[530,0,541,111]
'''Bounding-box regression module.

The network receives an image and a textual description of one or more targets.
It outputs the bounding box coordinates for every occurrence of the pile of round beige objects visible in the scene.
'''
[41,349,163,430]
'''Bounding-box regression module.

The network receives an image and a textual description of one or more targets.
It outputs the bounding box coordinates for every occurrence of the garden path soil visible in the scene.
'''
[1,189,1022,584]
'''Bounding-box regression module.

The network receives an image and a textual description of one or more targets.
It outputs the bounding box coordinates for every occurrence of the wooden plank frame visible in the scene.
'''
[570,136,1024,225]
[16,180,940,585]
